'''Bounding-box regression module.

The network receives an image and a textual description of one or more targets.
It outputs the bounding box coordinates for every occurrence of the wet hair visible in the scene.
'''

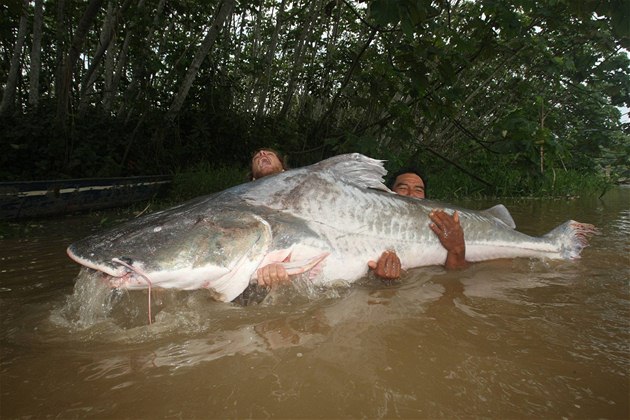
[248,148,290,180]
[387,167,427,193]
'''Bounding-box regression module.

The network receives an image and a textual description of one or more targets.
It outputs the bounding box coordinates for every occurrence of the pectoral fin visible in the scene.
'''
[252,251,329,280]
[279,252,329,276]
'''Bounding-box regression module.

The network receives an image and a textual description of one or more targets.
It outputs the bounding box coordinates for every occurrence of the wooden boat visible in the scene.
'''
[0,175,171,220]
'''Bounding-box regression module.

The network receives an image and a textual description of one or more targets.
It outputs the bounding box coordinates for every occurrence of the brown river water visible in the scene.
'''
[1,187,628,419]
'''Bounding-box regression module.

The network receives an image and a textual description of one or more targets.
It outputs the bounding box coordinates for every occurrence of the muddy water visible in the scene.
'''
[1,188,628,419]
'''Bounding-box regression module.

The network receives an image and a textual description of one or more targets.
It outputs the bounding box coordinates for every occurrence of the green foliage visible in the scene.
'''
[167,163,247,203]
[1,0,627,200]
[419,159,609,200]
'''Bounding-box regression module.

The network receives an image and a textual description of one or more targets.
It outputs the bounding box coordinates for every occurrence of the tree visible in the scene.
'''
[165,0,236,123]
[28,0,43,109]
[255,0,287,120]
[0,0,29,116]
[0,0,626,192]
[56,0,106,128]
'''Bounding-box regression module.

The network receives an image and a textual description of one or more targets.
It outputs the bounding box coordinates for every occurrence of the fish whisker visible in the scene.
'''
[112,257,154,325]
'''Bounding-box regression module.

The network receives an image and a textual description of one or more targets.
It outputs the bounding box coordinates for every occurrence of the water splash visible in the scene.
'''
[57,268,118,328]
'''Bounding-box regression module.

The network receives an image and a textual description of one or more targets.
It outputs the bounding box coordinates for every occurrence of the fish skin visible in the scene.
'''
[67,153,597,301]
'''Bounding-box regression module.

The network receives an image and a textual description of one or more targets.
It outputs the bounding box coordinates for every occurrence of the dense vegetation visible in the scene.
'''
[1,0,628,198]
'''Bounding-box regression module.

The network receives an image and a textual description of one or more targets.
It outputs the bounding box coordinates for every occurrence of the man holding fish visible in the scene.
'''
[67,152,595,307]
[250,149,468,287]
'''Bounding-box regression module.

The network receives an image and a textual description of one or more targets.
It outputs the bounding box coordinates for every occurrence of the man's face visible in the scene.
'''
[392,173,425,198]
[251,150,284,179]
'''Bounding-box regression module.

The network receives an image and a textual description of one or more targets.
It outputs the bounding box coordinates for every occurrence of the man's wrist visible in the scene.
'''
[445,248,468,269]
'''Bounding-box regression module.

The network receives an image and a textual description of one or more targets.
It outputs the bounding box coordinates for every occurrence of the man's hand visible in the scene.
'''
[256,263,290,287]
[429,209,469,270]
[368,250,402,280]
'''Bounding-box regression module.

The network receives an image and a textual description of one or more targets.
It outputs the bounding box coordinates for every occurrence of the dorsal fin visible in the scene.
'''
[313,153,389,191]
[483,204,516,229]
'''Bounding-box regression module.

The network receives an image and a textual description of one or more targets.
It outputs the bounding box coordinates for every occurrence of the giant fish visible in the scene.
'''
[67,153,597,302]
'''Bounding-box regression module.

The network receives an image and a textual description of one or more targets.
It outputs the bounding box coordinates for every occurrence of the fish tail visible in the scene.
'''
[544,220,599,259]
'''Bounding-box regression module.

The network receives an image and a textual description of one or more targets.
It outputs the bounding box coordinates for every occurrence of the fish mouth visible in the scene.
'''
[66,246,126,277]
[67,247,153,292]
[67,247,156,325]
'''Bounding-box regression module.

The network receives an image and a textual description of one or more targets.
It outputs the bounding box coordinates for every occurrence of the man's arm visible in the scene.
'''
[429,209,469,270]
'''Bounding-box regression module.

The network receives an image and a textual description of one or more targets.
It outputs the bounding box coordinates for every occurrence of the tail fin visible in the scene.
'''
[543,221,599,259]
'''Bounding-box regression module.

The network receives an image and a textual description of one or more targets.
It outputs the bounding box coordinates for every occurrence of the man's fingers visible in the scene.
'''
[256,267,268,286]
[385,254,400,271]
[430,209,461,230]
[380,252,400,278]
[429,209,447,228]
[370,251,401,279]
[434,210,451,226]
[274,265,289,282]
[257,263,290,286]
[429,222,440,235]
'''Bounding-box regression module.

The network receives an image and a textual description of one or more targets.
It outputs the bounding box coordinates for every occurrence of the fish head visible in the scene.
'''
[67,207,273,299]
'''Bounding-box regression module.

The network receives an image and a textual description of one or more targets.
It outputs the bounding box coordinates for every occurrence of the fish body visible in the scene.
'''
[67,153,596,301]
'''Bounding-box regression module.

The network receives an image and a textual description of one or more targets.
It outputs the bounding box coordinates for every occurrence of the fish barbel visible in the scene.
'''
[67,153,597,302]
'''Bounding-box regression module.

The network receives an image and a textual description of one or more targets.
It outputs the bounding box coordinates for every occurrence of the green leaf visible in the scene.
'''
[369,0,401,26]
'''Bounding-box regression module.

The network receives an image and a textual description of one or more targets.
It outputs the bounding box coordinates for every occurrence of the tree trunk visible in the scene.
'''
[279,0,319,118]
[117,0,165,121]
[232,9,247,66]
[539,100,546,174]
[102,24,116,113]
[28,0,44,109]
[321,0,341,97]
[243,2,264,112]
[165,0,236,123]
[54,0,66,101]
[77,0,114,114]
[255,0,288,120]
[103,25,129,113]
[0,0,29,117]
[78,0,133,114]
[56,0,106,128]
[315,27,378,134]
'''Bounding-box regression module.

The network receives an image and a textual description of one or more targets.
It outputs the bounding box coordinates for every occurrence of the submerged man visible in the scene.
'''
[249,148,288,180]
[249,156,468,287]
[367,168,468,280]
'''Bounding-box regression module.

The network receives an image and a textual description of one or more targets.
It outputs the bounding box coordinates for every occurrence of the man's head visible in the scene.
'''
[250,148,288,180]
[388,167,426,199]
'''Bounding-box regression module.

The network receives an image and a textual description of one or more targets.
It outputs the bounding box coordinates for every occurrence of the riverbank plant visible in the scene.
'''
[166,163,247,203]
